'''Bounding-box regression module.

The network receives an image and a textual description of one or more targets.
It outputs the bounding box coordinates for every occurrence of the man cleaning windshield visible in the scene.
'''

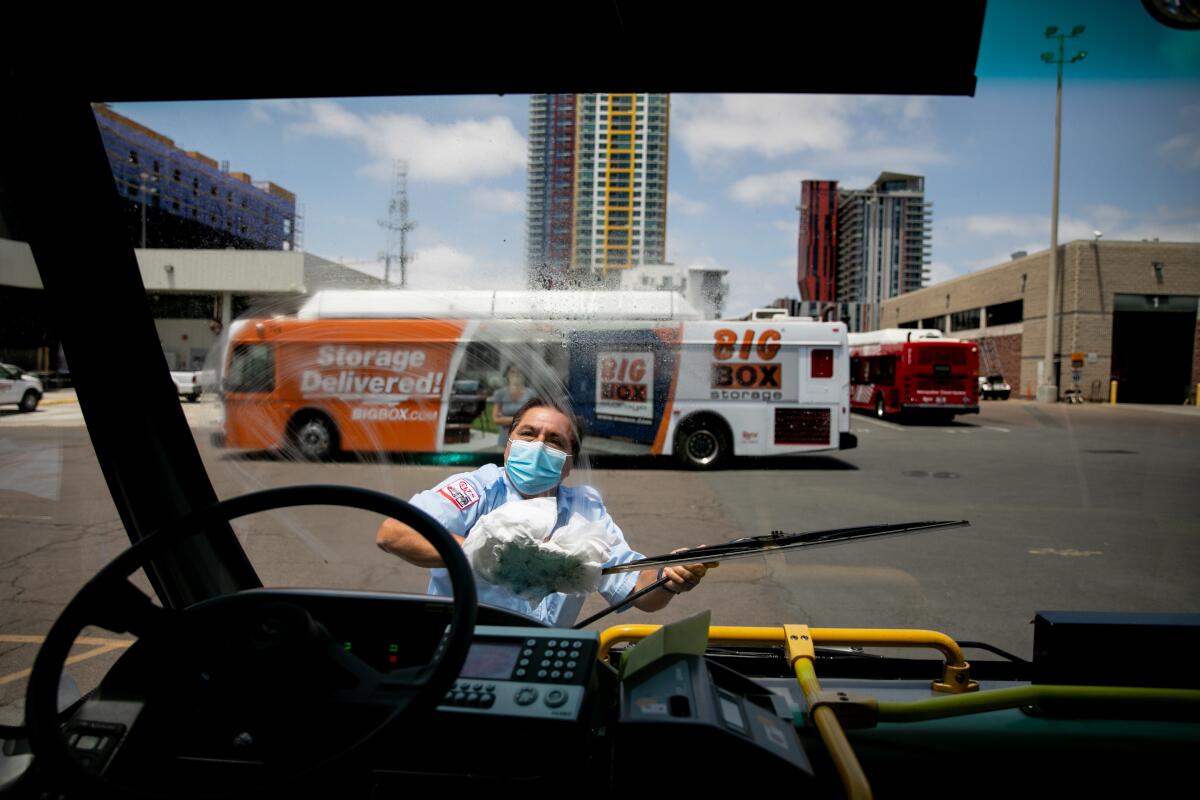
[376,399,708,626]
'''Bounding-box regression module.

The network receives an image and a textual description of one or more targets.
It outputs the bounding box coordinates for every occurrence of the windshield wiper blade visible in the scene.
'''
[601,520,970,574]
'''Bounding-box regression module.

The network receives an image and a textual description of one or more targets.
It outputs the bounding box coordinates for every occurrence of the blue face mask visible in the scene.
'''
[505,439,568,496]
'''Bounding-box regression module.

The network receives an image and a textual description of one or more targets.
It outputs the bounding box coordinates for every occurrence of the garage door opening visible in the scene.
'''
[1111,294,1198,404]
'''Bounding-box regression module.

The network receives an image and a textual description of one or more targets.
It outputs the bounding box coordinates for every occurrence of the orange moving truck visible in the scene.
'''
[218,290,855,467]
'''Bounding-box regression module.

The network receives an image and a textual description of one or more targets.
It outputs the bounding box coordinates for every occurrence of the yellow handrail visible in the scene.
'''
[598,624,978,693]
[796,658,873,800]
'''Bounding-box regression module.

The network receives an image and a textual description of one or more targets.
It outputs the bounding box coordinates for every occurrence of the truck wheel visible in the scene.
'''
[19,390,39,413]
[187,392,201,403]
[290,415,339,461]
[677,424,727,469]
[875,394,886,419]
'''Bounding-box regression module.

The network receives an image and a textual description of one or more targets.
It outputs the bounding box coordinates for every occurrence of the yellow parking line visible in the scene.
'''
[0,634,133,647]
[0,642,131,687]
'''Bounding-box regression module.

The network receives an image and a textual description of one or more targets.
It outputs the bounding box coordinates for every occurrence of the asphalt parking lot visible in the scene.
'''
[1,392,1198,725]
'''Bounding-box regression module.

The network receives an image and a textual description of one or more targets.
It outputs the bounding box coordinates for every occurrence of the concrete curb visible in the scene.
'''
[39,398,79,407]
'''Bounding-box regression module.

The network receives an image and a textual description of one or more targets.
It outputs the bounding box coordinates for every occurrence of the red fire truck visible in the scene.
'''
[849,329,979,420]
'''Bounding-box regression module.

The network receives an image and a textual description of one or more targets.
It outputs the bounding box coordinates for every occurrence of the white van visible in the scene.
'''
[0,363,43,412]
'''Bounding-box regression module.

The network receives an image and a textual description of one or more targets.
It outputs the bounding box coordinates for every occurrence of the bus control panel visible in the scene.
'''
[434,626,598,721]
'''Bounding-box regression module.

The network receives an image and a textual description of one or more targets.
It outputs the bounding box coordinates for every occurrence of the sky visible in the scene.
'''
[110,1,1199,316]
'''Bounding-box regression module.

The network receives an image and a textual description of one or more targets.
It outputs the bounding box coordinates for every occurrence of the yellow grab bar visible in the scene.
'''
[785,624,872,800]
[796,658,873,800]
[598,624,978,693]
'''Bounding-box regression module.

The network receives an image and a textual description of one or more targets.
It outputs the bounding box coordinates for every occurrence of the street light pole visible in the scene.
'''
[1037,25,1087,403]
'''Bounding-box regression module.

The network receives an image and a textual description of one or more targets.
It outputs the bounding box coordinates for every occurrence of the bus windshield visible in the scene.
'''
[1,1,1198,733]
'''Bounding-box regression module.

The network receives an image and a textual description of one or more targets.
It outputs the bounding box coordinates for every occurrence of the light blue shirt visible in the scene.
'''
[412,463,643,627]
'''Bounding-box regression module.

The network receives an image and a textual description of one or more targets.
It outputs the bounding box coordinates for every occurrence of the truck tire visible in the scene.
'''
[676,421,728,469]
[289,414,339,461]
[19,390,39,413]
[187,392,201,403]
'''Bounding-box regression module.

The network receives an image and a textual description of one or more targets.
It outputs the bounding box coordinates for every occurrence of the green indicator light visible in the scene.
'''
[343,642,352,651]
[388,643,399,653]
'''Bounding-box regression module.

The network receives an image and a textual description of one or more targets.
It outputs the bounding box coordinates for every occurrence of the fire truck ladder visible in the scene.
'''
[978,336,1001,377]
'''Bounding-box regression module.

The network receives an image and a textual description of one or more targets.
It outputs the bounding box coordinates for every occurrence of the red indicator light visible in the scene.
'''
[812,349,833,378]
[388,654,398,664]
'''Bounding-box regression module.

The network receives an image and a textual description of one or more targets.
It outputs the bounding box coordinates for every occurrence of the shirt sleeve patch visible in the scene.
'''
[437,479,480,511]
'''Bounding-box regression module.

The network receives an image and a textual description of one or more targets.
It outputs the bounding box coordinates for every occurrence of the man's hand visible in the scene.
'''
[661,546,713,594]
[629,546,713,612]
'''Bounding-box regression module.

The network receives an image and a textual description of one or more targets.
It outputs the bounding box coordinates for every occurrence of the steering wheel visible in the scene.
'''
[24,485,478,798]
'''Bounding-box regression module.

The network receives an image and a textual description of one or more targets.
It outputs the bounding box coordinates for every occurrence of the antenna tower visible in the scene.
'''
[379,161,416,286]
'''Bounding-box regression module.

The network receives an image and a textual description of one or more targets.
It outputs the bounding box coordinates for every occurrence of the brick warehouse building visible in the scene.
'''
[880,240,1200,404]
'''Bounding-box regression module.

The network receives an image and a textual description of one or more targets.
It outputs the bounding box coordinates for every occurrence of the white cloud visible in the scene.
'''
[668,191,708,215]
[674,95,854,162]
[469,187,524,214]
[407,245,523,290]
[288,100,526,184]
[1157,133,1200,169]
[672,94,940,169]
[722,262,797,317]
[247,99,309,124]
[953,213,1094,242]
[332,245,523,291]
[729,170,812,206]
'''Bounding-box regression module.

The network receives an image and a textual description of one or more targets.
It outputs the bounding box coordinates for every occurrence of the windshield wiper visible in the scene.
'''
[573,520,969,629]
[601,519,970,573]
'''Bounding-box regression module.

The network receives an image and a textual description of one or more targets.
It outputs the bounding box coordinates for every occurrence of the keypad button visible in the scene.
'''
[563,671,575,680]
[519,658,529,666]
[547,640,557,647]
[466,692,479,705]
[515,688,539,706]
[553,660,563,668]
[567,661,577,669]
[540,659,551,667]
[550,670,561,679]
[526,639,537,647]
[452,692,466,703]
[556,650,567,658]
[537,669,548,678]
[545,689,568,708]
[485,684,496,692]
[569,650,580,659]
[472,683,483,692]
[515,668,526,678]
[522,648,533,657]
[479,694,496,708]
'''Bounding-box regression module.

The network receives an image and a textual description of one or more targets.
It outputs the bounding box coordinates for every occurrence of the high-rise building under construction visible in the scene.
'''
[526,93,669,286]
